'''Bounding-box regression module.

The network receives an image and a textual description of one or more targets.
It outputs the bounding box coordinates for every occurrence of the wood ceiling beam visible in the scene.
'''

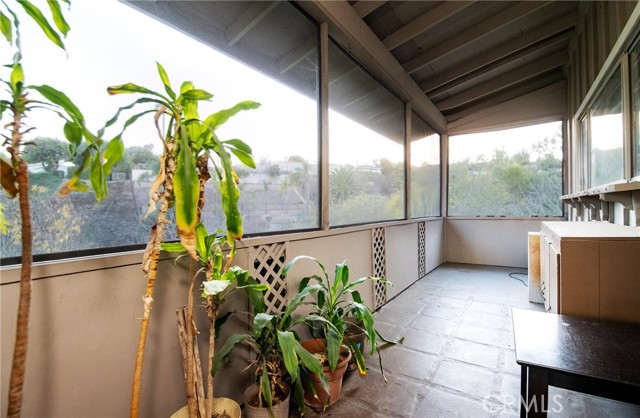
[428,30,574,99]
[447,79,566,131]
[383,1,474,50]
[420,12,578,93]
[445,71,565,122]
[226,1,278,46]
[353,1,387,19]
[296,0,447,133]
[403,1,549,75]
[436,50,568,111]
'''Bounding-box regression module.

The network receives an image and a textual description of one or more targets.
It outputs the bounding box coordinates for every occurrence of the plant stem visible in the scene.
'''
[7,108,31,418]
[206,296,219,418]
[130,190,171,418]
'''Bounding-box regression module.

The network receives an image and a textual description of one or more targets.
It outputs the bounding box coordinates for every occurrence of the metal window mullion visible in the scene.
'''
[405,102,411,220]
[622,53,633,180]
[319,22,330,230]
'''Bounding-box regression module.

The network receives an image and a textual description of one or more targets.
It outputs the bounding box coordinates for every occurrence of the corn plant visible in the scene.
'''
[105,64,259,418]
[213,284,330,417]
[161,224,268,417]
[282,256,403,382]
[0,2,123,416]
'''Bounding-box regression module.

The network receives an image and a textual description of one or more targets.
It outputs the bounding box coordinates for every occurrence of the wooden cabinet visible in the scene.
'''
[539,221,640,323]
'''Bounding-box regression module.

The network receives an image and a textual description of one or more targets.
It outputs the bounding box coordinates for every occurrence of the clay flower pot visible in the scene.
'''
[300,339,352,409]
[243,383,290,418]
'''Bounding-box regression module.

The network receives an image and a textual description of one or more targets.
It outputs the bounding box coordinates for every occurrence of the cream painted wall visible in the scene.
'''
[386,223,419,298]
[425,219,445,274]
[445,218,555,268]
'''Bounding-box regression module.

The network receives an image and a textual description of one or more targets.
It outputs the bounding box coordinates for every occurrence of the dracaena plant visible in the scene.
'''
[161,224,268,418]
[282,256,403,382]
[105,64,259,418]
[1,2,123,417]
[213,283,330,417]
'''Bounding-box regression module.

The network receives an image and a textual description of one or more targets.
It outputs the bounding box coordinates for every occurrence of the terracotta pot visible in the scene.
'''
[343,318,366,373]
[242,383,290,418]
[300,338,352,409]
[170,397,241,418]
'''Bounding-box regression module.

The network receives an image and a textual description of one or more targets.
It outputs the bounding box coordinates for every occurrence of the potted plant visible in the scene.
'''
[105,64,259,417]
[1,2,123,416]
[213,285,329,417]
[281,255,403,401]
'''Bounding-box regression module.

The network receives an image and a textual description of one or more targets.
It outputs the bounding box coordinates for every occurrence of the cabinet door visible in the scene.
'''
[548,243,560,313]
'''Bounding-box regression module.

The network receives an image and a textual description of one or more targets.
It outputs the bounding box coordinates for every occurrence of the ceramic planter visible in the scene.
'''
[300,338,352,409]
[242,383,290,418]
[170,397,241,418]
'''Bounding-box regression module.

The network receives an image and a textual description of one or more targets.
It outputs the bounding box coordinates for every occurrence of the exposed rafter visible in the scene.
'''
[436,50,568,111]
[383,2,474,50]
[445,71,565,122]
[226,1,278,46]
[353,1,387,19]
[419,12,578,94]
[403,1,549,75]
[428,30,574,99]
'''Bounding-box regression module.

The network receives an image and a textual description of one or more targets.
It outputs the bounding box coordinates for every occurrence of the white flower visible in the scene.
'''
[203,280,230,295]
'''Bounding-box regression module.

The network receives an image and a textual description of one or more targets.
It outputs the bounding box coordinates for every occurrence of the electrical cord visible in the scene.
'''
[508,272,528,287]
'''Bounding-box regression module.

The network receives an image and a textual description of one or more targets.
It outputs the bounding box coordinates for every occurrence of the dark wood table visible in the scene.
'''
[512,308,640,418]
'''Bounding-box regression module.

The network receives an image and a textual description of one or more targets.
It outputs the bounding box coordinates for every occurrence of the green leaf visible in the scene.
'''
[174,127,199,255]
[102,136,124,176]
[10,63,23,92]
[253,313,274,338]
[107,83,167,101]
[260,362,272,411]
[332,262,348,299]
[237,274,267,315]
[326,327,341,371]
[180,88,213,101]
[156,61,176,100]
[195,223,207,261]
[223,139,252,154]
[46,0,70,36]
[281,283,322,325]
[203,100,260,131]
[0,11,12,43]
[293,340,329,394]
[160,242,186,253]
[99,97,168,137]
[31,84,85,123]
[211,333,250,376]
[16,0,65,49]
[89,150,106,201]
[63,121,82,149]
[277,331,299,382]
[228,146,255,169]
[214,311,232,338]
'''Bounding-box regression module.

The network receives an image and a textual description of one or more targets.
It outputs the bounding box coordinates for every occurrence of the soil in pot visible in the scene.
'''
[300,339,352,409]
[243,383,290,418]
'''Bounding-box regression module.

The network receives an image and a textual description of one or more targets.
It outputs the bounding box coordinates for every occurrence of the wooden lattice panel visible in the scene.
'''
[251,243,287,314]
[372,227,387,309]
[418,221,426,278]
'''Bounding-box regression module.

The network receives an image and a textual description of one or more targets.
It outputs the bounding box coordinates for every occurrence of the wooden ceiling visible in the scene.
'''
[347,1,578,125]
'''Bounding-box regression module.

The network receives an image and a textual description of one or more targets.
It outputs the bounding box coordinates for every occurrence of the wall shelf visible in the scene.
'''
[561,180,640,224]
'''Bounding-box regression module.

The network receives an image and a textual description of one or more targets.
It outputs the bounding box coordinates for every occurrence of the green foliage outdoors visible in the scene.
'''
[448,135,563,217]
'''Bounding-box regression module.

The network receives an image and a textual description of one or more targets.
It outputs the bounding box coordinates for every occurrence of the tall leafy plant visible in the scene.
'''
[161,224,268,417]
[0,2,123,417]
[105,65,259,418]
[213,283,330,416]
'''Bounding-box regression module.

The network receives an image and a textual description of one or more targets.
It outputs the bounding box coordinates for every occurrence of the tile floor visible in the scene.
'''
[302,263,640,417]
